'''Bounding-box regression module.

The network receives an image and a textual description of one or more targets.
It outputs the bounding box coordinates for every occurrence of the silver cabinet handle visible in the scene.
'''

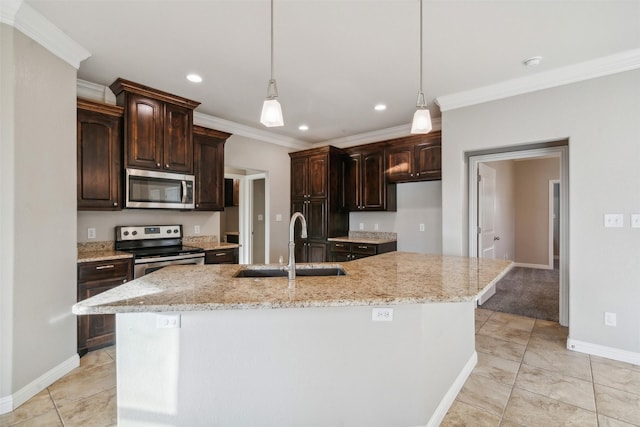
[357,245,369,249]
[156,162,161,167]
[113,202,118,206]
[215,252,227,256]
[122,279,127,284]
[165,164,170,168]
[96,264,114,270]
[335,243,345,248]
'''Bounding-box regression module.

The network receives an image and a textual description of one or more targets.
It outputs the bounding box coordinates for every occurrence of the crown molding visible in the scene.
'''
[1,0,90,69]
[193,113,311,150]
[436,48,640,112]
[77,79,117,104]
[0,0,21,25]
[326,116,442,149]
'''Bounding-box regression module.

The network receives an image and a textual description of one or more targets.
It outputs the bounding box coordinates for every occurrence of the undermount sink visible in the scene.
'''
[234,266,346,278]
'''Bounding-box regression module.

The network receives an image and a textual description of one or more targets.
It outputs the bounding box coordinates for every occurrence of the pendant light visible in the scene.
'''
[410,0,432,134]
[260,0,284,127]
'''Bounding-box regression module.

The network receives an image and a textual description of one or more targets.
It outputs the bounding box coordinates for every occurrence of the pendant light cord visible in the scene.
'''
[270,0,275,81]
[419,0,423,93]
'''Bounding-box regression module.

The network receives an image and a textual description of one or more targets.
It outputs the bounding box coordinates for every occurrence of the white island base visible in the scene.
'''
[116,301,476,427]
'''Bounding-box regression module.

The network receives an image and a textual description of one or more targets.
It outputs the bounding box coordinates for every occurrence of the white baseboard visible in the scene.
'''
[425,351,478,427]
[567,338,640,366]
[514,262,553,270]
[0,353,79,415]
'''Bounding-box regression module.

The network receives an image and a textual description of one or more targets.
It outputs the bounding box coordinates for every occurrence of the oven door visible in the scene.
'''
[134,253,205,279]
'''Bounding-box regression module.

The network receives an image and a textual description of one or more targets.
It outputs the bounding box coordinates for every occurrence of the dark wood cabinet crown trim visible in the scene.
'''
[109,78,201,110]
[77,98,124,116]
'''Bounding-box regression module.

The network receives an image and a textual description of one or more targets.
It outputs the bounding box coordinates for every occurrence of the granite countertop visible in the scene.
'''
[77,236,239,262]
[327,231,397,244]
[73,252,513,315]
[77,242,133,263]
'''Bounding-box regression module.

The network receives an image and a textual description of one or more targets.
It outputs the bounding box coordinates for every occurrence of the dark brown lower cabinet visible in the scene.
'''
[205,247,239,264]
[328,241,397,262]
[77,258,132,356]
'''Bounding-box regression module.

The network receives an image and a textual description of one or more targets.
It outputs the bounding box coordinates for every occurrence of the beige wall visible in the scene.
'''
[1,24,78,398]
[225,135,292,261]
[513,158,560,266]
[350,180,442,254]
[442,69,640,354]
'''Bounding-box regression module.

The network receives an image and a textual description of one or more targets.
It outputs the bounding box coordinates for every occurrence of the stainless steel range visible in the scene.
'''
[115,225,205,279]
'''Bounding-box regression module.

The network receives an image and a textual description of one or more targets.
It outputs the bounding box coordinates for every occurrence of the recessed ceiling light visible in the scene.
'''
[298,124,309,131]
[374,104,387,111]
[523,56,542,67]
[186,73,203,83]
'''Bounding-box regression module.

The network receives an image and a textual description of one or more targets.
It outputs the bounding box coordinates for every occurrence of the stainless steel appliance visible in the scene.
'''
[115,225,204,279]
[125,168,195,209]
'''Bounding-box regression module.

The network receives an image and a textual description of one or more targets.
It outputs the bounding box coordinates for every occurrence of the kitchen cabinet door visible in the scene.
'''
[346,146,396,211]
[125,94,164,170]
[414,141,441,180]
[291,156,309,199]
[77,258,132,355]
[163,103,193,173]
[77,99,123,210]
[386,132,441,183]
[193,126,230,211]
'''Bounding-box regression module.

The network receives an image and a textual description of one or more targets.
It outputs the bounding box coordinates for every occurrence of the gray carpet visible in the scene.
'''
[481,265,559,322]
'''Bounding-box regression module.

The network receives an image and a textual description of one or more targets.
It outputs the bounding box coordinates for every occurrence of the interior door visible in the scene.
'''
[478,163,497,259]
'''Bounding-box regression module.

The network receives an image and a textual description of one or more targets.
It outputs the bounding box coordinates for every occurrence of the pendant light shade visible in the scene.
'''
[411,0,431,135]
[261,0,284,127]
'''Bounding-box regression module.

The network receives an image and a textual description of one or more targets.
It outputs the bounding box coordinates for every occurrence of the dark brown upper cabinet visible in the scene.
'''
[345,144,396,211]
[110,78,200,174]
[289,146,349,262]
[77,98,124,211]
[193,126,231,211]
[386,132,442,183]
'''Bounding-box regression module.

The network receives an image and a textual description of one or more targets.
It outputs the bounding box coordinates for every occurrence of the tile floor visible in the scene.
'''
[1,309,639,426]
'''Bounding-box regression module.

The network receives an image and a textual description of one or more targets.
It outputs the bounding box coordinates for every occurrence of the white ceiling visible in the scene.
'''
[24,0,640,145]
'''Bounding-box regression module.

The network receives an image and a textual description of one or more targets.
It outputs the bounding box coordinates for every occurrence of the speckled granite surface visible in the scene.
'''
[77,242,133,263]
[73,252,512,314]
[77,237,238,263]
[184,236,240,251]
[328,231,397,244]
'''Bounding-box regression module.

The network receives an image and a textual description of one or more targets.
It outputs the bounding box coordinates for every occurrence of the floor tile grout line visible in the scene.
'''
[46,388,66,427]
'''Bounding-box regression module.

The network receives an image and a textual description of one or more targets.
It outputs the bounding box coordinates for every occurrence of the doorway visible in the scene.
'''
[468,144,569,326]
[222,169,269,265]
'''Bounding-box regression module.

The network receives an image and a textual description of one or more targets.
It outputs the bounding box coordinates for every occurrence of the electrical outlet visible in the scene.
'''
[372,307,393,322]
[156,313,181,329]
[419,223,425,232]
[359,223,364,230]
[604,214,624,228]
[631,214,640,228]
[604,312,616,327]
[87,228,96,239]
[276,214,282,222]
[194,225,201,234]
[374,223,379,231]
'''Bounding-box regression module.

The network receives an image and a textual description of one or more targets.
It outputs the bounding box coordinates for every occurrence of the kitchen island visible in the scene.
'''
[73,252,511,427]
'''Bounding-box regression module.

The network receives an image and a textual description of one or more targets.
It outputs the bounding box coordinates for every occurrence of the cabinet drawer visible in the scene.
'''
[329,242,351,253]
[205,249,236,264]
[78,259,132,283]
[350,244,377,255]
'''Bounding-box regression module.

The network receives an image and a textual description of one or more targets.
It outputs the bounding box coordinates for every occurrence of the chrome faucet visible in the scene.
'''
[285,212,308,280]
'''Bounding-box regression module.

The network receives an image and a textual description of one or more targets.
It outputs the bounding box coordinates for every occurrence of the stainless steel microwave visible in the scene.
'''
[125,168,195,209]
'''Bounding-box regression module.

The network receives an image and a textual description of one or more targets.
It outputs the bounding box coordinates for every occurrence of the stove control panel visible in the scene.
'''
[116,225,183,241]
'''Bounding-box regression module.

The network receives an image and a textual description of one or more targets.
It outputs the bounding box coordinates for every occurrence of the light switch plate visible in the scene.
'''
[631,214,640,228]
[275,214,282,222]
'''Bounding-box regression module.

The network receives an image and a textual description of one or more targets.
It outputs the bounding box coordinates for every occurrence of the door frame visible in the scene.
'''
[549,179,560,269]
[468,145,569,326]
[224,171,270,265]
